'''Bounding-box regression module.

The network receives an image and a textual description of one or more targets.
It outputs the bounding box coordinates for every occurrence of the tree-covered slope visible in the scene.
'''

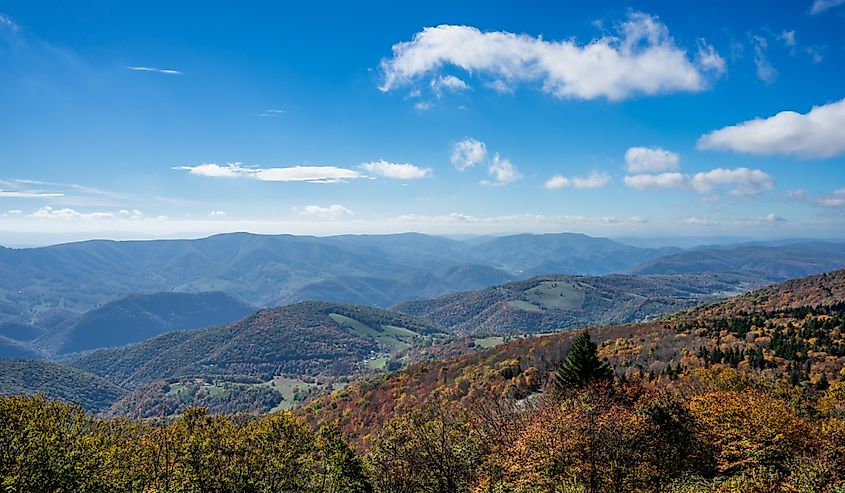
[393,272,757,335]
[308,269,845,443]
[69,302,442,388]
[0,359,125,412]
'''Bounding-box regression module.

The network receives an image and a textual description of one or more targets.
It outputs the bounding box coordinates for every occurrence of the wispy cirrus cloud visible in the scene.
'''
[380,12,724,101]
[0,190,64,198]
[810,0,845,14]
[253,109,286,117]
[0,12,19,32]
[750,35,776,84]
[126,66,183,75]
[174,162,364,183]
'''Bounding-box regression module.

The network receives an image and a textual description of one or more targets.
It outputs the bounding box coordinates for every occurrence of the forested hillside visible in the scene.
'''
[0,359,125,412]
[394,272,756,335]
[2,271,845,491]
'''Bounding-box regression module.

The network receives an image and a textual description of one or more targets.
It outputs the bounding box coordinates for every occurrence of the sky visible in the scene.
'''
[1,1,844,245]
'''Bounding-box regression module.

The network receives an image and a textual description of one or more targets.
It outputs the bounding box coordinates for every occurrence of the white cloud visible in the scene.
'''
[689,167,773,196]
[7,209,21,214]
[751,36,776,84]
[31,206,114,220]
[543,175,570,190]
[431,75,468,96]
[545,171,611,190]
[485,80,513,94]
[624,167,773,198]
[126,66,183,75]
[0,190,64,198]
[814,188,845,208]
[697,98,845,158]
[300,204,354,220]
[810,0,845,14]
[623,172,686,189]
[209,210,227,217]
[379,12,723,101]
[450,138,488,170]
[624,147,680,173]
[482,153,520,185]
[360,160,432,179]
[174,162,364,183]
[118,209,144,219]
[573,171,611,189]
[764,213,786,222]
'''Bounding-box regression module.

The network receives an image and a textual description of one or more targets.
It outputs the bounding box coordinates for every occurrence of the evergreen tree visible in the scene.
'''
[553,331,613,391]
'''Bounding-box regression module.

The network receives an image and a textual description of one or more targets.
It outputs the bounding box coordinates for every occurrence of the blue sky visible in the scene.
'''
[1,1,844,244]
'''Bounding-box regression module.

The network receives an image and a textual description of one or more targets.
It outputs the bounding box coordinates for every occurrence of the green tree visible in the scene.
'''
[316,424,372,493]
[554,331,613,391]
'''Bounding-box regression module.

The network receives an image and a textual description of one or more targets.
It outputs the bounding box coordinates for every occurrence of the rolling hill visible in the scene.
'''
[393,272,758,335]
[0,359,126,413]
[69,301,442,388]
[34,291,254,356]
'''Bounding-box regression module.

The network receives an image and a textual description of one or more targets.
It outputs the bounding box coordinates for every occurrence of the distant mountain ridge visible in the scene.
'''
[2,232,844,336]
[35,291,254,356]
[630,241,845,280]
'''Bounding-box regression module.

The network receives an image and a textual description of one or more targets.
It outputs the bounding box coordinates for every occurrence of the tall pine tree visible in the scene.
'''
[554,331,613,391]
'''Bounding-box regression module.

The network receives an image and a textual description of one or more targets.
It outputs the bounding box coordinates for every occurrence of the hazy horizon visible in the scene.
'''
[2,228,844,250]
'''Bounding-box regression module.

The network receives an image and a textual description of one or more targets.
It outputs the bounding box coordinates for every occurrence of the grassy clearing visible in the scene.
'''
[330,313,419,352]
[367,357,389,370]
[507,300,544,312]
[473,336,505,349]
[522,281,585,310]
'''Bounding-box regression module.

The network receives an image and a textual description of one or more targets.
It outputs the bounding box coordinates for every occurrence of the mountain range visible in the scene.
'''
[3,232,844,332]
